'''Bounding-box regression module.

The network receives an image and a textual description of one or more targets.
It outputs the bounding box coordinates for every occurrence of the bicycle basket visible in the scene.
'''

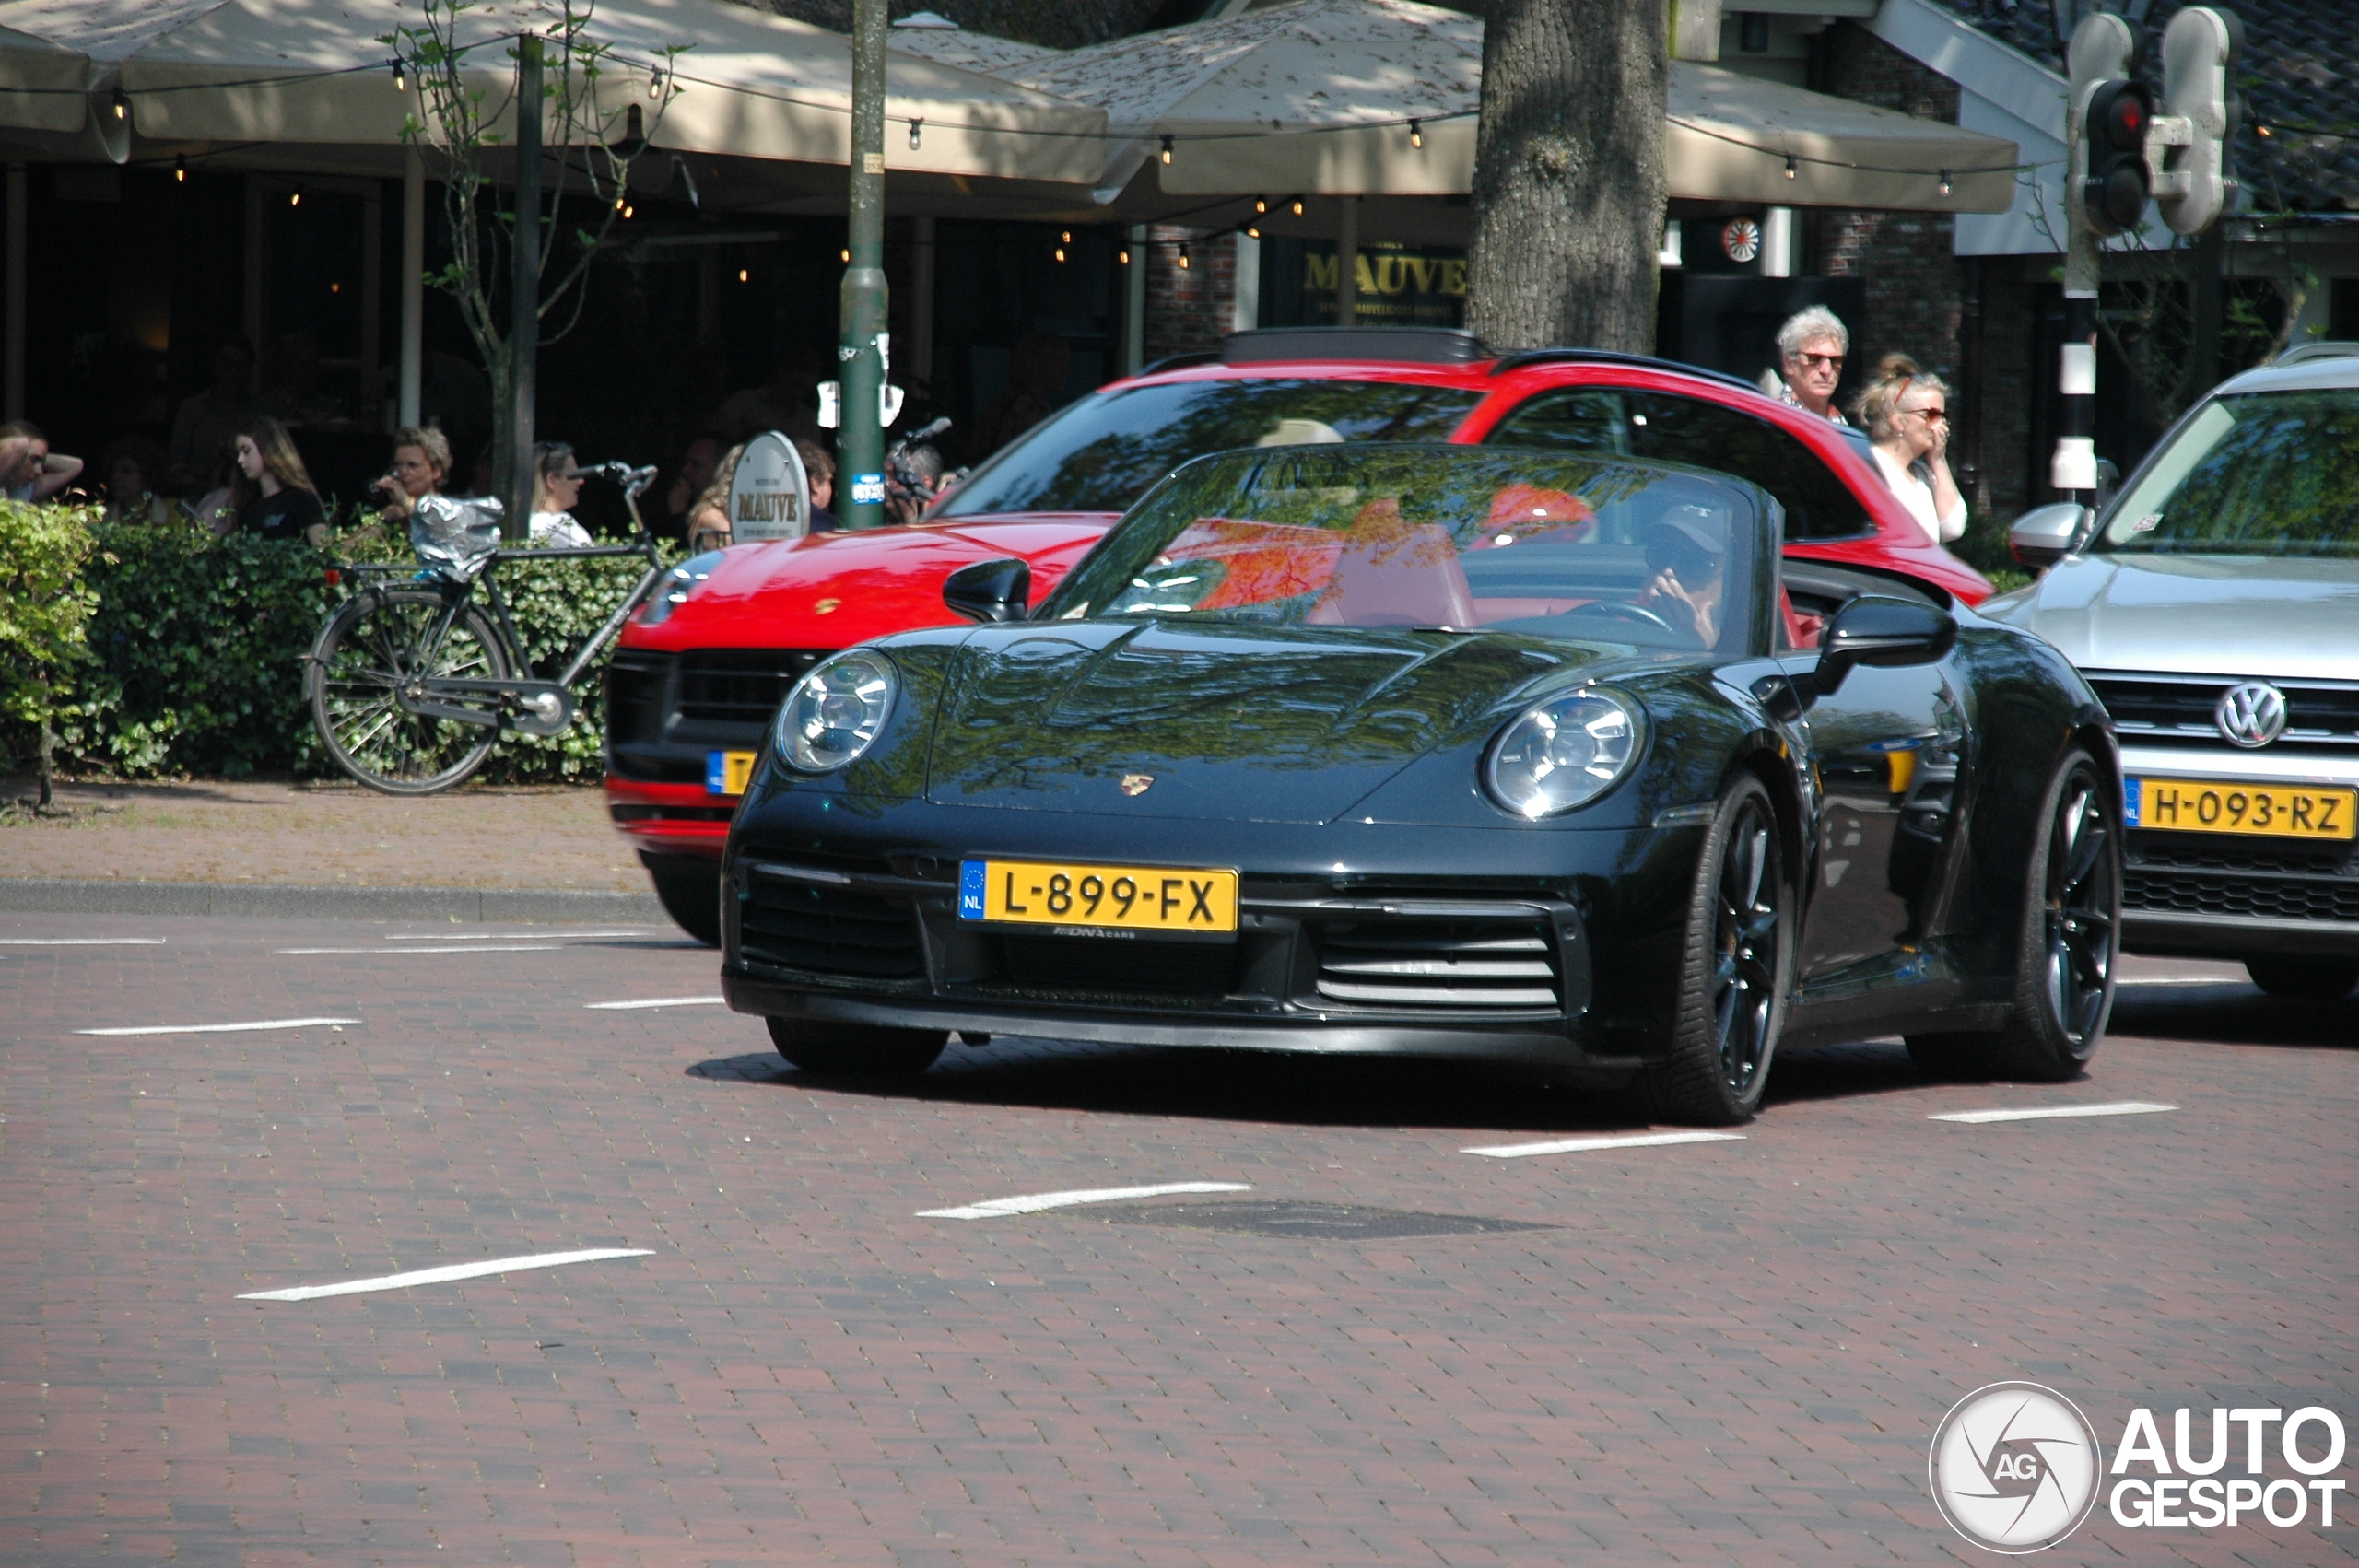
[409,494,505,581]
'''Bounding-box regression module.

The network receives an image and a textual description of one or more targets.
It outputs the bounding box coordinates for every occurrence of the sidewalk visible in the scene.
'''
[1,776,661,921]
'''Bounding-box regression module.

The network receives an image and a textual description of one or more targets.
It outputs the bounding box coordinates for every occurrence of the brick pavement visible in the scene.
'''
[1,911,2353,1566]
[1,778,637,892]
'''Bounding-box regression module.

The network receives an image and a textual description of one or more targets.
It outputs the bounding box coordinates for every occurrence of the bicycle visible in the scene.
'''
[305,462,669,794]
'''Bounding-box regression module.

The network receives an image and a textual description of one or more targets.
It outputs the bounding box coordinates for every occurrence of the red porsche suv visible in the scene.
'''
[605,326,1990,941]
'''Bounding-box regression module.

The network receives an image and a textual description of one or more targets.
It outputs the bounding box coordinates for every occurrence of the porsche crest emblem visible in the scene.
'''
[1120,774,1155,797]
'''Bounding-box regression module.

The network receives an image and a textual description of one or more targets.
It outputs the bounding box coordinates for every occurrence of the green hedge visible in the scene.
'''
[4,518,669,785]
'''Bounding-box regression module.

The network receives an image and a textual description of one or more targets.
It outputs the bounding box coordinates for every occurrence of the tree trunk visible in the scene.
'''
[1465,0,1668,355]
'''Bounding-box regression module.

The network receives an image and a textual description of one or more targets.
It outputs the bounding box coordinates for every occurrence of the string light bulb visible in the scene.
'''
[392,56,407,91]
[1408,117,1424,148]
[2255,123,2271,138]
[1160,135,1174,165]
[173,156,187,182]
[111,89,129,121]
[1937,170,1952,196]
[1118,246,1131,264]
[909,117,922,149]
[1245,224,1261,240]
[1178,242,1191,269]
[622,203,634,218]
[738,268,749,283]
[1783,154,1797,180]
[1289,195,1304,216]
[1254,195,1268,214]
[289,185,302,207]
[840,247,851,263]
[1054,245,1067,263]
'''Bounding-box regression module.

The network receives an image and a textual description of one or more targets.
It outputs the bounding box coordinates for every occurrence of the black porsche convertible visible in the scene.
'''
[718,444,2119,1124]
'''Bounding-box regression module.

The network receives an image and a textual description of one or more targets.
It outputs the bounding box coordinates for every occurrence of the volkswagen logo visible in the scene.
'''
[1928,1382,2104,1553]
[2214,681,2288,749]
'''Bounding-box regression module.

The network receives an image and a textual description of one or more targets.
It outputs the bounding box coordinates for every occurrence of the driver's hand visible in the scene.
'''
[1637,568,1703,635]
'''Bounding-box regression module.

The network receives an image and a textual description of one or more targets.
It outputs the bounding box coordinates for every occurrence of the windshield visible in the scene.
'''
[932,377,1485,518]
[2099,389,2359,556]
[1040,444,1762,653]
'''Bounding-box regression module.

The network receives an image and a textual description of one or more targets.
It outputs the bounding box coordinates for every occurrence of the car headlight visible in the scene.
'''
[1485,688,1644,819]
[775,650,898,773]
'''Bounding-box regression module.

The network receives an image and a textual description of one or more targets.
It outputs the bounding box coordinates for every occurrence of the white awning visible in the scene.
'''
[0,0,1108,183]
[1007,0,2016,213]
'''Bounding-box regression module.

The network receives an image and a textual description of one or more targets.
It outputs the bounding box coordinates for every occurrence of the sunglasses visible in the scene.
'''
[1793,352,1844,369]
[1905,405,1949,421]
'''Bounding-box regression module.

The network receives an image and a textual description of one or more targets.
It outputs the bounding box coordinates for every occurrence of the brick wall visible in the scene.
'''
[1812,22,2038,517]
[1143,226,1238,364]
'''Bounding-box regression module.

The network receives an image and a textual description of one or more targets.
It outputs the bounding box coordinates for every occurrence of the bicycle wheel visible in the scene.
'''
[309,586,515,794]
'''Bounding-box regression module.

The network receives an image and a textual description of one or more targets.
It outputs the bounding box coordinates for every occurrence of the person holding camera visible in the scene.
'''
[371,427,451,521]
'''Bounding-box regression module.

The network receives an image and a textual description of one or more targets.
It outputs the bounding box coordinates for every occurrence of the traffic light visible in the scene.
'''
[2064,10,2138,240]
[2081,77,2154,235]
[2154,5,2243,235]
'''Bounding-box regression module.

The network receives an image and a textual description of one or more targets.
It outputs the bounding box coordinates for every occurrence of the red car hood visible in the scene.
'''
[619,513,1114,653]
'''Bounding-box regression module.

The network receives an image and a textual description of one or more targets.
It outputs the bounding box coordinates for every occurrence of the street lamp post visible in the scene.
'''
[839,0,889,529]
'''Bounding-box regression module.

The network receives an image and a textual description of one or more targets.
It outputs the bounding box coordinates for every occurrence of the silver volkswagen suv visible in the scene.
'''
[1986,343,2359,1000]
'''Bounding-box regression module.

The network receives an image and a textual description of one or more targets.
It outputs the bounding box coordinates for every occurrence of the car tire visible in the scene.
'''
[1908,746,2118,1082]
[647,860,722,947]
[1638,773,1791,1127]
[2244,956,2359,1000]
[767,1017,947,1077]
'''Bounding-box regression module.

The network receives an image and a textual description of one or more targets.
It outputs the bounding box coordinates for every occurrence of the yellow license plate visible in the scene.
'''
[2126,778,2356,839]
[705,750,757,796]
[958,859,1239,934]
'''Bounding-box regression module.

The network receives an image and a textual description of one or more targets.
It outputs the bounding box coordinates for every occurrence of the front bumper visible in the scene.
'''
[604,778,735,862]
[716,808,1695,1073]
[2116,744,2359,958]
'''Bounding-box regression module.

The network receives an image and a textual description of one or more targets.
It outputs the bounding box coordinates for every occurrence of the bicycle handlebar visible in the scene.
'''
[578,461,660,500]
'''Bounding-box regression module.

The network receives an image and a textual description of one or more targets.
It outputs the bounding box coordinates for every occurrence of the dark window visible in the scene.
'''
[933,378,1485,519]
[1486,388,1872,541]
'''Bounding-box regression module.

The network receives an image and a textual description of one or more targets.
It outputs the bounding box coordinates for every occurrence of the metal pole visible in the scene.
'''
[839,0,890,530]
[360,183,383,430]
[4,165,24,421]
[1124,222,1145,375]
[399,146,424,428]
[1335,196,1359,326]
[2051,223,2098,507]
[506,32,543,543]
[910,214,936,392]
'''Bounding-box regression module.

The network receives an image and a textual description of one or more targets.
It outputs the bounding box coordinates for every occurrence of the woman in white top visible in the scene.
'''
[528,440,595,548]
[1854,355,1966,545]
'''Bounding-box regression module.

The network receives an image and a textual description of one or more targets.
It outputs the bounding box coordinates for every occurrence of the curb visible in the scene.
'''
[0,878,667,924]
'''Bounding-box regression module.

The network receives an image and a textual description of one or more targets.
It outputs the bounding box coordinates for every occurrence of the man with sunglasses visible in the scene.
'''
[1772,306,1850,425]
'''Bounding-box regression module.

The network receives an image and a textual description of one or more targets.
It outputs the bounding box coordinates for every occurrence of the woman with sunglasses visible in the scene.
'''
[1856,353,1966,545]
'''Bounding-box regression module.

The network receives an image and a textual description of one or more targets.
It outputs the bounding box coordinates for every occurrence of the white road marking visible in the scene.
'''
[0,937,168,946]
[1931,1101,2177,1124]
[1462,1130,1748,1159]
[238,1247,655,1302]
[919,1181,1251,1220]
[385,930,650,942]
[77,1015,361,1037]
[585,995,728,1011]
[276,944,575,954]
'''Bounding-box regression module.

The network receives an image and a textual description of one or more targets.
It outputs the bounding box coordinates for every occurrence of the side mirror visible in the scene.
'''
[2009,502,2091,571]
[943,556,1031,624]
[1807,595,1958,698]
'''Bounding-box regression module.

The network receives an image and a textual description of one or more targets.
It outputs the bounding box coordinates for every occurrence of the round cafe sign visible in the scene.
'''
[728,430,812,542]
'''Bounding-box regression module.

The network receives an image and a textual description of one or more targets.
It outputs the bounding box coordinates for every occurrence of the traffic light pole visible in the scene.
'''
[839,0,888,530]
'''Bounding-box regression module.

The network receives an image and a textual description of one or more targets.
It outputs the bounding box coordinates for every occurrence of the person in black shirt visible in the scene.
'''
[231,416,326,546]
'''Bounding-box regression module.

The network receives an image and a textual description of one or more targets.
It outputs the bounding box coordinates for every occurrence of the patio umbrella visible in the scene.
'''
[0,0,1107,184]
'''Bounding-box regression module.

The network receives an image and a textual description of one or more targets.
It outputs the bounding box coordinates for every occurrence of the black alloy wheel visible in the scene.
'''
[1641,773,1790,1126]
[1909,746,2118,1081]
[767,1017,948,1077]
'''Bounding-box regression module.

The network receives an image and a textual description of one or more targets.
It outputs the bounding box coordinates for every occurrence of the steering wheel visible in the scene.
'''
[1567,599,1692,640]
